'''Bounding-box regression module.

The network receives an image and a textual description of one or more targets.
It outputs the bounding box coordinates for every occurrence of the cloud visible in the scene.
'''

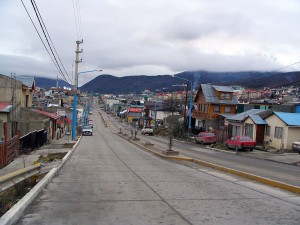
[1,0,300,86]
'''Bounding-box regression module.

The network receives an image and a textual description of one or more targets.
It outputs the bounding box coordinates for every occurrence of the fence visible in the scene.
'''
[0,135,19,168]
[20,129,48,154]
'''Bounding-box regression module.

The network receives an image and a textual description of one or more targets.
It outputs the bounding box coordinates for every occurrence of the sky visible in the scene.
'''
[1,0,300,86]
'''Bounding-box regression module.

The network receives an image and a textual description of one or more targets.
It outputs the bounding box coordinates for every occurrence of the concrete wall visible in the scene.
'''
[264,114,286,150]
[286,127,300,149]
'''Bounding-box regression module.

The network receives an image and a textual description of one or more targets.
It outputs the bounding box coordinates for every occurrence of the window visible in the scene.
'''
[225,106,231,113]
[274,127,283,139]
[221,93,231,100]
[245,123,253,138]
[213,105,220,113]
[265,126,270,136]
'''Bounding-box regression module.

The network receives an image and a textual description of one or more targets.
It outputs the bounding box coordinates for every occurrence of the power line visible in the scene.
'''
[31,0,72,84]
[20,0,66,82]
[269,61,300,73]
[29,0,71,84]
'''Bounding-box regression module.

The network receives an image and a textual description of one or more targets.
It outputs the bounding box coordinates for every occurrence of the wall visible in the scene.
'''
[264,114,286,150]
[286,127,300,149]
[244,117,256,140]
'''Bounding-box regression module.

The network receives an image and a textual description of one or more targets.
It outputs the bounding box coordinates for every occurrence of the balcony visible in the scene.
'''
[193,111,219,119]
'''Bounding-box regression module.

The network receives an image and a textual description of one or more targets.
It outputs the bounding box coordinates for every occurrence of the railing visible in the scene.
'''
[192,111,219,119]
[0,163,41,193]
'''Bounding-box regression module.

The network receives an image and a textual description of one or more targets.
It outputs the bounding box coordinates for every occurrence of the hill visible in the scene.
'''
[30,71,300,93]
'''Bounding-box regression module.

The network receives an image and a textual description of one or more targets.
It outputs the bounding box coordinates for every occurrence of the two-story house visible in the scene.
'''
[193,84,238,131]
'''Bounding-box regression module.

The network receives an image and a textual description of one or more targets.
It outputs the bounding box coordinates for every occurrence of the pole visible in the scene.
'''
[154,101,157,129]
[72,40,83,140]
[72,94,77,140]
[188,81,193,138]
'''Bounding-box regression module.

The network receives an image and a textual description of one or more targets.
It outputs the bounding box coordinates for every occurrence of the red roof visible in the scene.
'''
[0,102,11,111]
[31,109,60,119]
[128,108,143,113]
[65,117,72,124]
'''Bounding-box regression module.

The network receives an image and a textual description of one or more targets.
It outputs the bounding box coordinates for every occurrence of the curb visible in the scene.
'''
[115,131,300,195]
[0,137,82,225]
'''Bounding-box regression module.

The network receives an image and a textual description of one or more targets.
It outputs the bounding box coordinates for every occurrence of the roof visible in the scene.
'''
[212,85,234,93]
[31,109,60,119]
[228,109,265,122]
[274,112,300,126]
[128,108,143,113]
[249,115,268,125]
[16,75,35,89]
[0,102,12,113]
[200,84,238,104]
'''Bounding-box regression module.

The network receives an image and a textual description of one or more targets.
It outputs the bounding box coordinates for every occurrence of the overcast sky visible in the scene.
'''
[1,0,300,86]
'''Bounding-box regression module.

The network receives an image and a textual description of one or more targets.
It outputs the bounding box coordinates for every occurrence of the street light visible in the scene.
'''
[72,69,103,140]
[172,74,193,138]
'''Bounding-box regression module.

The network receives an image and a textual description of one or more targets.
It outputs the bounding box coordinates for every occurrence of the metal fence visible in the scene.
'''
[20,129,48,154]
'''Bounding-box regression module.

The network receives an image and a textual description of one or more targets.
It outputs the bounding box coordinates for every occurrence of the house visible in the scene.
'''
[193,84,238,131]
[243,114,268,146]
[227,109,265,138]
[264,112,300,151]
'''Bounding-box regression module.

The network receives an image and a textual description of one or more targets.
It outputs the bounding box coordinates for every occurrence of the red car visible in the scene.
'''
[195,132,217,144]
[226,136,256,151]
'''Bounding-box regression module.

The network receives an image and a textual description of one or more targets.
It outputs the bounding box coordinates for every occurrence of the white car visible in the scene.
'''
[141,126,154,135]
[82,125,93,136]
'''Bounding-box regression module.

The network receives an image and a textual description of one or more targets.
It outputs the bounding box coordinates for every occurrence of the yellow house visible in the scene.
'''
[264,112,300,150]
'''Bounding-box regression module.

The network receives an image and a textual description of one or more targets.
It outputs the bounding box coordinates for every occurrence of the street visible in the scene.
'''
[16,112,300,225]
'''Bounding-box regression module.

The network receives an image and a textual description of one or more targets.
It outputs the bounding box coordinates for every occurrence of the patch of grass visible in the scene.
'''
[38,152,67,163]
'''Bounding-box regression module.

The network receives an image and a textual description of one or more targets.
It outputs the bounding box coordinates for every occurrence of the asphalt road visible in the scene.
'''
[16,112,300,225]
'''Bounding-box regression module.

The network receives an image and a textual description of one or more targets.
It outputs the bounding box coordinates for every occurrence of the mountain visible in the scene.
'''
[80,71,300,94]
[30,71,300,93]
[33,76,72,89]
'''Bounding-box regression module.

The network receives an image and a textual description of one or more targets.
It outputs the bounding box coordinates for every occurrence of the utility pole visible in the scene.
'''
[74,40,83,90]
[72,40,83,141]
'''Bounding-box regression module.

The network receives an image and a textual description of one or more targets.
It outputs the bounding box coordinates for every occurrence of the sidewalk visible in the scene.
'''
[0,135,76,177]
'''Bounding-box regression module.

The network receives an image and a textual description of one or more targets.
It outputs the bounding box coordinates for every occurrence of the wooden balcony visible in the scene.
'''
[193,111,219,119]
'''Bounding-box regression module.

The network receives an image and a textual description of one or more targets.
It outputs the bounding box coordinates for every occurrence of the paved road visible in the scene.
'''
[17,112,300,224]
[105,112,300,187]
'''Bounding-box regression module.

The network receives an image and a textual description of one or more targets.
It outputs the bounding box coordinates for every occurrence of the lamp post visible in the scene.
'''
[172,74,193,138]
[72,69,102,140]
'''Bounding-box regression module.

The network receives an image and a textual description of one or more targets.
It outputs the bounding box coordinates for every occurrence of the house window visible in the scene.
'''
[225,106,231,113]
[265,126,270,136]
[221,93,231,100]
[274,127,283,139]
[213,105,220,113]
[245,123,253,138]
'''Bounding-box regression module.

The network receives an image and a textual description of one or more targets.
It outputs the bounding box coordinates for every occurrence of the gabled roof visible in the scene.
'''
[273,112,300,126]
[195,84,238,104]
[249,115,267,125]
[228,109,265,122]
[16,75,35,90]
[0,102,12,113]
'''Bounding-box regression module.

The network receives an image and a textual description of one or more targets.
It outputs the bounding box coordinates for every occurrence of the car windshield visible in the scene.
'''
[240,136,252,141]
[84,125,93,129]
[203,133,215,137]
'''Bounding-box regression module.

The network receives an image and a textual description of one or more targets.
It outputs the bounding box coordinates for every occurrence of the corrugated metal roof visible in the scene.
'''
[201,84,238,104]
[249,115,267,125]
[212,85,234,92]
[228,109,265,122]
[274,112,300,126]
[0,102,12,112]
[31,109,60,119]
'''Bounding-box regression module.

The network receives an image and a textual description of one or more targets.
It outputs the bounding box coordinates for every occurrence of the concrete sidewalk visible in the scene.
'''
[0,135,77,177]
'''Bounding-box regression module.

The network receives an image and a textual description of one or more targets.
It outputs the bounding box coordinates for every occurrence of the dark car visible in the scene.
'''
[195,132,217,144]
[226,136,256,151]
[292,142,300,154]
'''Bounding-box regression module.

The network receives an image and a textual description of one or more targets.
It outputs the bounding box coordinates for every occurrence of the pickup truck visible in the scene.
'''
[141,126,154,136]
[82,125,93,136]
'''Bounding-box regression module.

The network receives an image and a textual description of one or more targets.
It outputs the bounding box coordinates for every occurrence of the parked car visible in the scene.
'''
[141,126,154,135]
[225,136,256,151]
[82,125,93,136]
[292,141,300,154]
[194,132,217,144]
